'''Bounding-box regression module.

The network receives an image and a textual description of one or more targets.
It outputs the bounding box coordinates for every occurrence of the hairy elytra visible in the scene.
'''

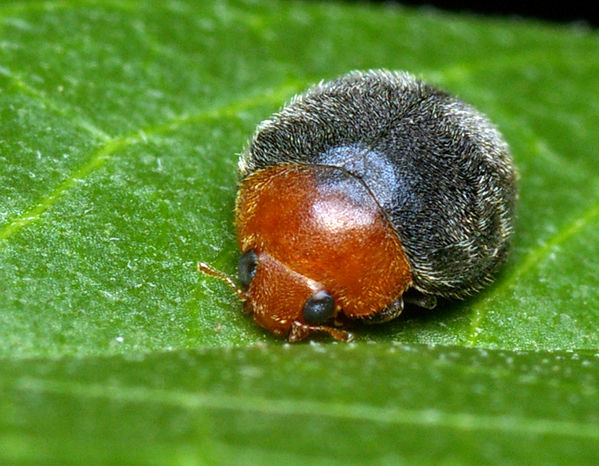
[199,70,517,342]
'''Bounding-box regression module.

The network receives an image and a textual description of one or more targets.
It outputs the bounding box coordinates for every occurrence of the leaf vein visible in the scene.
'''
[466,192,599,345]
[0,80,302,244]
[14,376,599,440]
[0,66,110,141]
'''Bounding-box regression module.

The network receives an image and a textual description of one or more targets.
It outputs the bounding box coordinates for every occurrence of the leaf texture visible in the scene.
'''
[1,0,598,463]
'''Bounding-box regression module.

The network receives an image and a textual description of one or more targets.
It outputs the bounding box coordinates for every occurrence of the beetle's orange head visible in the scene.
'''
[231,163,412,341]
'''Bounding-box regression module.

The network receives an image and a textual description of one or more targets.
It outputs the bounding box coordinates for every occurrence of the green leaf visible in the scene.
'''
[2,345,599,464]
[1,0,598,463]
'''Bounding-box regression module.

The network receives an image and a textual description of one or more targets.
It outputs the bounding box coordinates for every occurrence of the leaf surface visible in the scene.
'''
[1,0,598,463]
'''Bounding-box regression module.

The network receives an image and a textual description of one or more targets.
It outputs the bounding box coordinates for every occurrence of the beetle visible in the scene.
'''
[199,70,517,342]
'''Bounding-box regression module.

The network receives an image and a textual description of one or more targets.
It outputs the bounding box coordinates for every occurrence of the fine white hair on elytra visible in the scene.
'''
[239,69,517,300]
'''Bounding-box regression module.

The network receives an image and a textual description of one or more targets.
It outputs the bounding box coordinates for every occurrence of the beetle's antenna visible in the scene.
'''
[197,262,248,301]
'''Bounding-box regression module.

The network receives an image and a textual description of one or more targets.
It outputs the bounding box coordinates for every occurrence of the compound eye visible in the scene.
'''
[238,250,258,288]
[302,290,335,325]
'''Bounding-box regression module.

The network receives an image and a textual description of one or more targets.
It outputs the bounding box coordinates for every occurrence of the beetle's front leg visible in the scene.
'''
[288,321,353,342]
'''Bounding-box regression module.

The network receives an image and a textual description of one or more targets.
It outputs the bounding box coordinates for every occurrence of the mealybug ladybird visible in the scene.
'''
[199,70,517,342]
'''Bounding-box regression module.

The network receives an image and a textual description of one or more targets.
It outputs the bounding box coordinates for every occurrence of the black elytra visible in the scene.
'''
[239,70,517,301]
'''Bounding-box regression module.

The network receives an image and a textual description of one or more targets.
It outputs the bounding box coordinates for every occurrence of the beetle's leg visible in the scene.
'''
[403,289,437,310]
[359,298,404,325]
[288,321,353,343]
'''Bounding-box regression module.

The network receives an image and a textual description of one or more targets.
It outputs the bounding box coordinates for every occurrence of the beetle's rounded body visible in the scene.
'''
[201,70,517,341]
